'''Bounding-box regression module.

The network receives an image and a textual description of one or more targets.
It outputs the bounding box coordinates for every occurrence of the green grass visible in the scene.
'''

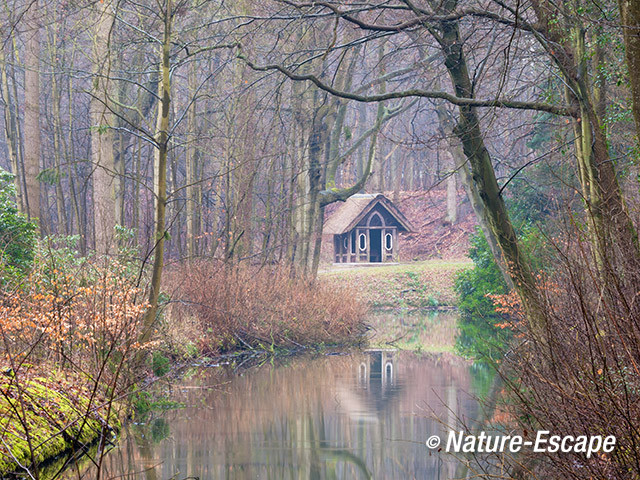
[321,259,471,277]
[320,260,472,309]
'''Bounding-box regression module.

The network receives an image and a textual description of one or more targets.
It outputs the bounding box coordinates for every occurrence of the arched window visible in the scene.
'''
[368,212,384,227]
[358,233,367,251]
[343,237,348,250]
[385,233,393,251]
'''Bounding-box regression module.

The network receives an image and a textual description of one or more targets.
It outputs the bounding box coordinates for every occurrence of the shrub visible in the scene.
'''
[454,230,511,360]
[0,259,147,368]
[152,351,170,377]
[0,255,147,476]
[165,261,368,353]
[491,232,640,479]
[0,169,36,284]
[455,173,553,361]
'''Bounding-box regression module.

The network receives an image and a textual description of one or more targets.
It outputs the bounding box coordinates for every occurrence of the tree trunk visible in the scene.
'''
[301,103,328,275]
[186,60,198,259]
[437,108,513,288]
[531,0,640,268]
[48,16,67,234]
[393,155,403,202]
[371,43,386,193]
[23,2,41,225]
[51,72,67,234]
[132,136,142,236]
[114,79,126,228]
[445,149,458,224]
[0,46,23,211]
[438,16,544,328]
[91,0,116,254]
[67,76,86,253]
[619,0,640,140]
[140,0,172,345]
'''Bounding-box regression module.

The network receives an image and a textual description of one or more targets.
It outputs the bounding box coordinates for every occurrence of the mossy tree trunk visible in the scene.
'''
[530,0,640,269]
[437,9,546,329]
[435,104,514,289]
[619,0,640,143]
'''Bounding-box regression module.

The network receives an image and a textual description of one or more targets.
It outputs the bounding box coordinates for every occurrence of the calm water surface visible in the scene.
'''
[63,312,492,480]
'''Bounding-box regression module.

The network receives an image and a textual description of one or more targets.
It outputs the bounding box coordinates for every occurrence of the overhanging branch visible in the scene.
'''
[237,51,578,117]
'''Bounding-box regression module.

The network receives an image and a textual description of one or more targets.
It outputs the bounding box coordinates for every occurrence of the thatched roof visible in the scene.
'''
[323,193,414,234]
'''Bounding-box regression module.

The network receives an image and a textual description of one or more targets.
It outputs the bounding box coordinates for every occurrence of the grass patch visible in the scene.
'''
[320,260,471,309]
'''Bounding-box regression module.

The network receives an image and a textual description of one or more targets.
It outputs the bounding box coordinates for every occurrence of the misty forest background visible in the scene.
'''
[1,0,587,273]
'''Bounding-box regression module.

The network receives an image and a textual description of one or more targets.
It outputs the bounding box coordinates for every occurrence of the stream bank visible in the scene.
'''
[3,260,471,478]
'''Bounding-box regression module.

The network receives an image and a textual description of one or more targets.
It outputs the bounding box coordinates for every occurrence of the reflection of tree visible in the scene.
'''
[133,424,159,480]
[453,372,502,479]
[150,419,170,444]
[323,449,371,480]
[307,413,372,480]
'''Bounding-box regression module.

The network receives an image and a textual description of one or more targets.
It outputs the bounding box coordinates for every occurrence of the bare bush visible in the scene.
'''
[165,261,368,353]
[487,224,640,479]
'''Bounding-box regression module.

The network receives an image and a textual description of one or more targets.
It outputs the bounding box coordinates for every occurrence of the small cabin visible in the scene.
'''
[324,194,413,264]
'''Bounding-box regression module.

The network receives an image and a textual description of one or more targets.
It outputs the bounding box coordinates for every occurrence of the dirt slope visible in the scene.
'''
[395,189,476,261]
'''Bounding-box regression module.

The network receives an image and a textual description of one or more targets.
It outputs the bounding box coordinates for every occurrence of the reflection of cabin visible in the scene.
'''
[359,349,396,388]
[324,194,413,263]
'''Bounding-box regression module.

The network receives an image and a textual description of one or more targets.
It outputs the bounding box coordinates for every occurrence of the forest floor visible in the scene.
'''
[396,189,477,260]
[319,259,472,309]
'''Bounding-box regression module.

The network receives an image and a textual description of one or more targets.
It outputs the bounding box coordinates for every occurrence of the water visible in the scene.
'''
[60,312,493,480]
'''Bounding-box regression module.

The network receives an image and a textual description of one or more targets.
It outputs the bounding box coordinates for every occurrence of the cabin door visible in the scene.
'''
[370,229,382,262]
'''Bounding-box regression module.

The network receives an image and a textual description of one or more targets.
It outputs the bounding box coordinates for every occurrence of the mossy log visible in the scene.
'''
[0,372,121,475]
